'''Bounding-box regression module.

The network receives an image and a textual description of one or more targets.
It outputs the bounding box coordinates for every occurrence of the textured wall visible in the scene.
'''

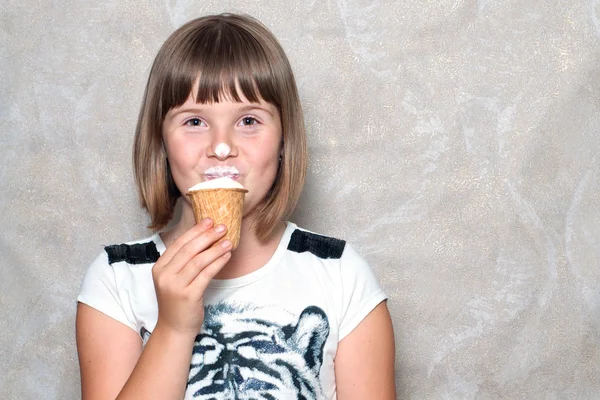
[2,0,600,398]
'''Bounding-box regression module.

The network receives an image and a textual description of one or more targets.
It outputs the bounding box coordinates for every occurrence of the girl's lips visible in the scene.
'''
[203,166,242,183]
[203,166,240,179]
[204,174,240,181]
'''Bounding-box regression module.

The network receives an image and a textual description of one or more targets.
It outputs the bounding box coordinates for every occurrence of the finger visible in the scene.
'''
[160,218,214,263]
[187,250,232,294]
[154,218,214,271]
[176,239,233,285]
[163,224,228,275]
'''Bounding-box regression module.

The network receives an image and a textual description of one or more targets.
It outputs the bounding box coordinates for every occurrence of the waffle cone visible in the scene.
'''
[186,188,248,249]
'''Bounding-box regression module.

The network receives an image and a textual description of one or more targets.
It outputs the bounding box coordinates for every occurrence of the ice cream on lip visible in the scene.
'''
[203,166,241,181]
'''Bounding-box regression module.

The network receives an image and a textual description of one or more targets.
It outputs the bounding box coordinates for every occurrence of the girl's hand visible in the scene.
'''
[152,218,231,335]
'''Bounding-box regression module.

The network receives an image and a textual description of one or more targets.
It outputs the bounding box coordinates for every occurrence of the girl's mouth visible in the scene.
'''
[204,174,240,181]
[203,166,240,181]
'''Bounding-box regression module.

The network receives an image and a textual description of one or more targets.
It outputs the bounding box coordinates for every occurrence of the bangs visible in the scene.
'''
[158,19,281,117]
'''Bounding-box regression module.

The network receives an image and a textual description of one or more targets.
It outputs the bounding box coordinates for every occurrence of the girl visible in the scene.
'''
[76,13,396,400]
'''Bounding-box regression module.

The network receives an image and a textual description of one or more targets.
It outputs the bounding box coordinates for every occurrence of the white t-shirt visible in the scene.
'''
[78,222,386,399]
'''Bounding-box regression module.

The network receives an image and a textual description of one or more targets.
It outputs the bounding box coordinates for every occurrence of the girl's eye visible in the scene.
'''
[240,117,258,126]
[185,118,204,127]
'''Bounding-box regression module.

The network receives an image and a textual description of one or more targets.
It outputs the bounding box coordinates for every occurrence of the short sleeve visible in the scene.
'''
[77,251,137,331]
[337,243,387,340]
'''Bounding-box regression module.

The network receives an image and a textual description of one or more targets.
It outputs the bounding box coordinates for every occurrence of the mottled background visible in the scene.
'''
[1,0,600,398]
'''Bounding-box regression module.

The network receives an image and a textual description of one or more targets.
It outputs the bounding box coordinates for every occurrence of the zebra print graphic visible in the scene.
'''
[187,303,330,399]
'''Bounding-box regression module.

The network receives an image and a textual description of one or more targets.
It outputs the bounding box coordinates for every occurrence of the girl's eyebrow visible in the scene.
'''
[169,103,276,118]
[235,104,275,117]
[170,106,205,117]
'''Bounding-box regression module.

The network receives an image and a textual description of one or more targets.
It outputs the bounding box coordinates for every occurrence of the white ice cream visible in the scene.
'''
[215,142,231,158]
[204,165,239,178]
[188,176,245,192]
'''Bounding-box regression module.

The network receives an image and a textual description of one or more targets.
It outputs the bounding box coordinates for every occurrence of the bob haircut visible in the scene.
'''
[133,13,307,242]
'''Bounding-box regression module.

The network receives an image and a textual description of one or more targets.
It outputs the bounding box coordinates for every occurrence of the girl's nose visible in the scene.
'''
[214,142,231,159]
[207,126,237,160]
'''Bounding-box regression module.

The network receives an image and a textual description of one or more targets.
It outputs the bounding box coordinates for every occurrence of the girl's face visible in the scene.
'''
[162,88,282,220]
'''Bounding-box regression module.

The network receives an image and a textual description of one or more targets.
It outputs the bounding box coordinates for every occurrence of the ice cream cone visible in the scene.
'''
[186,187,248,248]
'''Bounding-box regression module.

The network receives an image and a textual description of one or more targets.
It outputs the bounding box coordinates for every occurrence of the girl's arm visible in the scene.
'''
[76,304,196,400]
[334,301,397,399]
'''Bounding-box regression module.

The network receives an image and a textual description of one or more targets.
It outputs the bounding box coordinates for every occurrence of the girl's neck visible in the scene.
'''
[160,203,286,280]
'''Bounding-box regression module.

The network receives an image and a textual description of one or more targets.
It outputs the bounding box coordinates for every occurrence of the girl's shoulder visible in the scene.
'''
[284,223,373,269]
[78,233,164,332]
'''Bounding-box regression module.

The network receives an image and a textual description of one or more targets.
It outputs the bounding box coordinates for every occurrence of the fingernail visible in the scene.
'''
[221,240,232,249]
[214,224,226,233]
[201,218,212,227]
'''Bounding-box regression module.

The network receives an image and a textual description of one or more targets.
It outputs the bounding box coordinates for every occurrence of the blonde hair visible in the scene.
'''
[133,13,307,242]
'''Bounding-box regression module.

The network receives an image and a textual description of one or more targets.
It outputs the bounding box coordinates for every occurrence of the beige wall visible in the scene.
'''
[2,1,600,398]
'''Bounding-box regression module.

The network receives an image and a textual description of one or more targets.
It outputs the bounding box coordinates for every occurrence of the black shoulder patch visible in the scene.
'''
[287,229,346,259]
[104,241,160,265]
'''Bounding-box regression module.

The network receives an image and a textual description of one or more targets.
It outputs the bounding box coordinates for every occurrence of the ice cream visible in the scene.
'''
[214,142,231,158]
[188,176,244,191]
[187,177,248,249]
